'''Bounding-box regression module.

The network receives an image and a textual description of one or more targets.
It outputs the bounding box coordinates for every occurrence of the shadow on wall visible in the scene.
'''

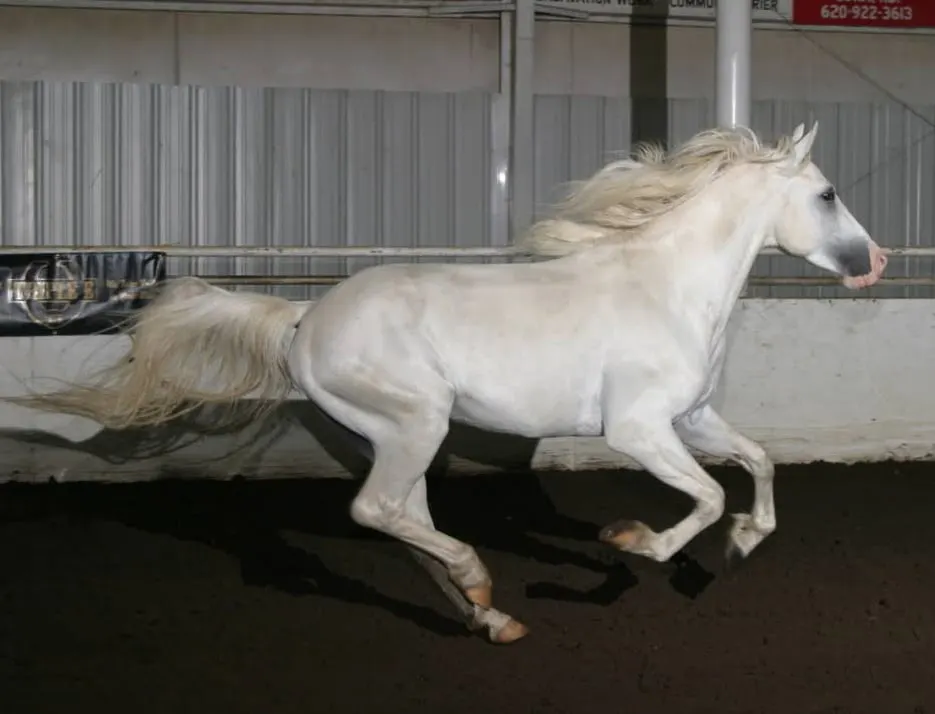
[0,399,544,481]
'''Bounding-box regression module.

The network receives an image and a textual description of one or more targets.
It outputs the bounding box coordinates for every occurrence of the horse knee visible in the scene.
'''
[698,483,726,523]
[745,443,775,481]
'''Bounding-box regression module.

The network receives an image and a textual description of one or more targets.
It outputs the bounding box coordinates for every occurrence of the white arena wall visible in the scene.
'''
[1,298,933,484]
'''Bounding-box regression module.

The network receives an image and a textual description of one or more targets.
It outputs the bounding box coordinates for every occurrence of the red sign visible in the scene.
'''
[793,0,935,28]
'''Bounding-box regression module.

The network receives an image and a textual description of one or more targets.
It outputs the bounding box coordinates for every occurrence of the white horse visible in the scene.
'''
[10,122,887,645]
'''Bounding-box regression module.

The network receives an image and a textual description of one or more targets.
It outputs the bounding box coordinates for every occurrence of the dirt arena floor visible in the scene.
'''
[3,460,935,714]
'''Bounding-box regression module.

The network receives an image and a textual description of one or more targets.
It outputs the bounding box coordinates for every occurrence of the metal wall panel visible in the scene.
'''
[0,80,494,298]
[3,81,933,300]
[533,95,935,299]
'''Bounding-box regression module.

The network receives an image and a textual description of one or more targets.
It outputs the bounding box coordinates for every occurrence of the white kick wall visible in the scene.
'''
[2,299,934,484]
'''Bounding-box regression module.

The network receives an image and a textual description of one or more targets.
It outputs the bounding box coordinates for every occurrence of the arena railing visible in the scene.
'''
[1,245,932,288]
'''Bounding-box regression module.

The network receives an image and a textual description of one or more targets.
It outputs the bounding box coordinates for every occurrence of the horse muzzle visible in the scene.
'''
[840,239,887,290]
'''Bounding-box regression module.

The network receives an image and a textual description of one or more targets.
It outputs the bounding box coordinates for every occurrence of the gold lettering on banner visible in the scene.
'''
[7,256,159,329]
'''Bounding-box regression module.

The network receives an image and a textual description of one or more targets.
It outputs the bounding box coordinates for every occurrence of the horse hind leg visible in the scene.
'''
[350,413,528,645]
[290,341,527,644]
[403,475,527,642]
[403,477,477,627]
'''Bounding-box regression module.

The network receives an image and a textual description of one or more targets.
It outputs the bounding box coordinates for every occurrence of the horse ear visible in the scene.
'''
[791,123,805,142]
[791,121,818,166]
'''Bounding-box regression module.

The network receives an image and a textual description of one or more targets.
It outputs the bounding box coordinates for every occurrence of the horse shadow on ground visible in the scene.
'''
[0,400,731,638]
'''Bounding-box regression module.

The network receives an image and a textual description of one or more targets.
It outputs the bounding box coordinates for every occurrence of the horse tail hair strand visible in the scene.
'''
[5,277,310,430]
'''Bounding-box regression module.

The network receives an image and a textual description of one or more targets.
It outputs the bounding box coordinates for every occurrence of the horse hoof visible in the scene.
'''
[491,619,529,645]
[599,519,651,551]
[723,513,763,573]
[723,539,748,574]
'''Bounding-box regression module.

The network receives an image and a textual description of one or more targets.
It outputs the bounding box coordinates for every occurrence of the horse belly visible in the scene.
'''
[449,373,603,439]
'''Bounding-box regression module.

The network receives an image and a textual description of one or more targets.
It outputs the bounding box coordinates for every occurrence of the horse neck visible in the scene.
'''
[643,165,782,348]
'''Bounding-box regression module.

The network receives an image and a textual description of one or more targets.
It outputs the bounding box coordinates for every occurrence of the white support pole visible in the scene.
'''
[490,9,513,247]
[715,0,752,129]
[509,0,536,240]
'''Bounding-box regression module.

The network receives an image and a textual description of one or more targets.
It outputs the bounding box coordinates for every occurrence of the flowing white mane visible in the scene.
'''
[518,126,801,257]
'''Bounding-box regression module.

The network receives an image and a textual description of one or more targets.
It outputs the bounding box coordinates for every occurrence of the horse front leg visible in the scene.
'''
[599,410,727,563]
[675,404,776,561]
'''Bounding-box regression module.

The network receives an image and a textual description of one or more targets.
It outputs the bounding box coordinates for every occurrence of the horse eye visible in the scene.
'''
[819,188,836,204]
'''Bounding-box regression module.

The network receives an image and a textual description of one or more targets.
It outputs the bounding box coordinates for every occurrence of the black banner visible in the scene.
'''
[0,251,167,336]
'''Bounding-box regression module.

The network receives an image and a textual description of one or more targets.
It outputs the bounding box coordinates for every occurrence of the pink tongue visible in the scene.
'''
[842,240,887,290]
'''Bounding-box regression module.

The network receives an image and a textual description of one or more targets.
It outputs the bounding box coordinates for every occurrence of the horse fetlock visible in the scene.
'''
[732,512,775,537]
[727,513,773,558]
[757,515,777,536]
[471,605,529,645]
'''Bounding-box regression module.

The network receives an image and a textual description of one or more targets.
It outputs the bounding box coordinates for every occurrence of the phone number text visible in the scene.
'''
[818,3,914,22]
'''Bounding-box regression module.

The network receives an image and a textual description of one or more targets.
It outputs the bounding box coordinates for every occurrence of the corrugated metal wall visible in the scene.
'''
[2,79,934,299]
[534,95,935,299]
[0,80,494,299]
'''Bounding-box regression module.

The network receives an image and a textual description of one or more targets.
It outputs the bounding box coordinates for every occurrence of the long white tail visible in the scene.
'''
[7,277,310,430]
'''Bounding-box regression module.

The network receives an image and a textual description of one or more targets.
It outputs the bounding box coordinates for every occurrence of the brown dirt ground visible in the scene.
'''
[2,461,935,714]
